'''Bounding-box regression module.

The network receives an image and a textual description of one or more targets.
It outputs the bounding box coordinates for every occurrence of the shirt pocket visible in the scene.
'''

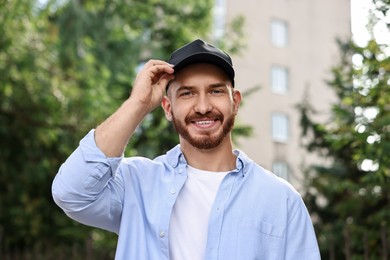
[236,217,285,260]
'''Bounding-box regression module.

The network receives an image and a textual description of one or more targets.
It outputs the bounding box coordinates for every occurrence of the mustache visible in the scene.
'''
[184,112,224,124]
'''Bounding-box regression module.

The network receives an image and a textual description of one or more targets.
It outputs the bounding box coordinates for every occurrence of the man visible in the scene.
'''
[52,39,320,259]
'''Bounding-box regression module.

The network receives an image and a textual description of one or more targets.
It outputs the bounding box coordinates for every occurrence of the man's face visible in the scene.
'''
[162,63,241,150]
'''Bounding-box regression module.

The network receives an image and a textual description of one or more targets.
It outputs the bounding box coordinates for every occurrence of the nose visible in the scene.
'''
[194,94,212,114]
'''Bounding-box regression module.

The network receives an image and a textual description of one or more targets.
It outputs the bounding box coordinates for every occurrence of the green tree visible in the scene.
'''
[298,1,390,259]
[0,0,246,258]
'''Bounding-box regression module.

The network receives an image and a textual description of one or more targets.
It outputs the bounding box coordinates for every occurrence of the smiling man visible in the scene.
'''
[52,39,320,259]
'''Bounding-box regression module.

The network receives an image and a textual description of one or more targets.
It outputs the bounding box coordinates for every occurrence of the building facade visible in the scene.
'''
[215,0,351,191]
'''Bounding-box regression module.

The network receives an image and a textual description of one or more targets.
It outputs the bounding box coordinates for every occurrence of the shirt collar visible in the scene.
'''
[233,149,250,176]
[166,145,251,176]
[166,145,186,168]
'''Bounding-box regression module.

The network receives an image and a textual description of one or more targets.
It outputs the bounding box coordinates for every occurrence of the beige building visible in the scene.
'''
[215,0,351,191]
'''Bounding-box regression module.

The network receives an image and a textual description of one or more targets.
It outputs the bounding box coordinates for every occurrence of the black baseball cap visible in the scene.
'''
[168,39,235,87]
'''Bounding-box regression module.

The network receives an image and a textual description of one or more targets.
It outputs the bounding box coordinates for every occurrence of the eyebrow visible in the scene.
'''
[209,83,228,88]
[177,82,228,91]
[175,86,195,94]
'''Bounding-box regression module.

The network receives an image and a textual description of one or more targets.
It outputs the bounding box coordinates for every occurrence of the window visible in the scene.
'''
[213,0,226,39]
[272,161,289,181]
[271,113,289,142]
[271,65,289,94]
[271,19,288,47]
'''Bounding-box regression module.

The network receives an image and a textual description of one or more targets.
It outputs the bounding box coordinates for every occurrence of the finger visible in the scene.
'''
[157,74,175,90]
[148,64,174,83]
[149,63,174,74]
[145,59,173,69]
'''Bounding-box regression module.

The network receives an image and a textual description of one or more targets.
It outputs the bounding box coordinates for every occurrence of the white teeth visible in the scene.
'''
[195,120,213,125]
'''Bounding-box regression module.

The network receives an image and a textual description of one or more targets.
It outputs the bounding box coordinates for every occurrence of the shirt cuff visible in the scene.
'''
[79,129,123,177]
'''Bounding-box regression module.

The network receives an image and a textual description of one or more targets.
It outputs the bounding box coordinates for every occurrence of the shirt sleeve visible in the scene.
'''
[51,129,124,234]
[284,196,321,259]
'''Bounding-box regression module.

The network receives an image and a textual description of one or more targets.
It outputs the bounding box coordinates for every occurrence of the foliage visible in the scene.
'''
[0,0,246,258]
[298,1,390,258]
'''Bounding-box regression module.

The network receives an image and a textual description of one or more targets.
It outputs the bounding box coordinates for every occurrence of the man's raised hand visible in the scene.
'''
[131,60,175,114]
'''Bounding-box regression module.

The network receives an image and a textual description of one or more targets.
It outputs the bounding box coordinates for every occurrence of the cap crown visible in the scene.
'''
[168,39,235,86]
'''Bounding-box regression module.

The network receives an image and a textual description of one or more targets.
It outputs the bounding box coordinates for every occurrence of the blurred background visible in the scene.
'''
[0,0,389,259]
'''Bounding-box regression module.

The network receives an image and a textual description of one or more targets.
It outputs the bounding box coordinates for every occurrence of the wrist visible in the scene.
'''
[123,97,153,119]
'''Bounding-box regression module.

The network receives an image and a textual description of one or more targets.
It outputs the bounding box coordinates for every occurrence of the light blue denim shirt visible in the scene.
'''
[52,130,320,259]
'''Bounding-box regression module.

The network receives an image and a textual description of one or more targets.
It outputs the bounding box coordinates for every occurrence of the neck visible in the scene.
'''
[179,136,237,172]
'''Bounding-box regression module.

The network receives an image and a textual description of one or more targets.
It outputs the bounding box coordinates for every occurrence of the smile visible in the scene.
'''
[190,119,219,130]
[194,120,214,125]
[185,112,224,128]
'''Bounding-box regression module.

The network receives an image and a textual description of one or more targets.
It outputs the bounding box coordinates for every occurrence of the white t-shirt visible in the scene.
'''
[169,165,229,260]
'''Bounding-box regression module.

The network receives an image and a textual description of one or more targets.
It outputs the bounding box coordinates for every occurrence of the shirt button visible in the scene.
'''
[178,168,183,174]
[159,231,166,237]
[170,189,176,194]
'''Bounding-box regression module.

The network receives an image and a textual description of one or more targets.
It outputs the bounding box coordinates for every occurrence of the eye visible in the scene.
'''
[211,89,224,95]
[179,90,193,97]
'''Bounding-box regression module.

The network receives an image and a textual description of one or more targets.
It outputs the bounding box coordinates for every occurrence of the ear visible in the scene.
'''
[232,89,242,115]
[161,96,173,121]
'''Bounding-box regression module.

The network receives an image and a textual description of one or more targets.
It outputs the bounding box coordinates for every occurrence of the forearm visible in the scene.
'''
[95,97,149,157]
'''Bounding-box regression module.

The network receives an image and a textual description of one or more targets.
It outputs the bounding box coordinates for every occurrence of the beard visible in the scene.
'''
[171,111,235,150]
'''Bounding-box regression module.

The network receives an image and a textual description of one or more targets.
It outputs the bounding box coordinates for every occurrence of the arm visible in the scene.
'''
[52,60,174,232]
[95,60,174,157]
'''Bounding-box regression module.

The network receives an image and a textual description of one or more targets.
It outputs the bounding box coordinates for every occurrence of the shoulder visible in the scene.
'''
[254,163,297,194]
[236,149,301,198]
[233,151,311,231]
